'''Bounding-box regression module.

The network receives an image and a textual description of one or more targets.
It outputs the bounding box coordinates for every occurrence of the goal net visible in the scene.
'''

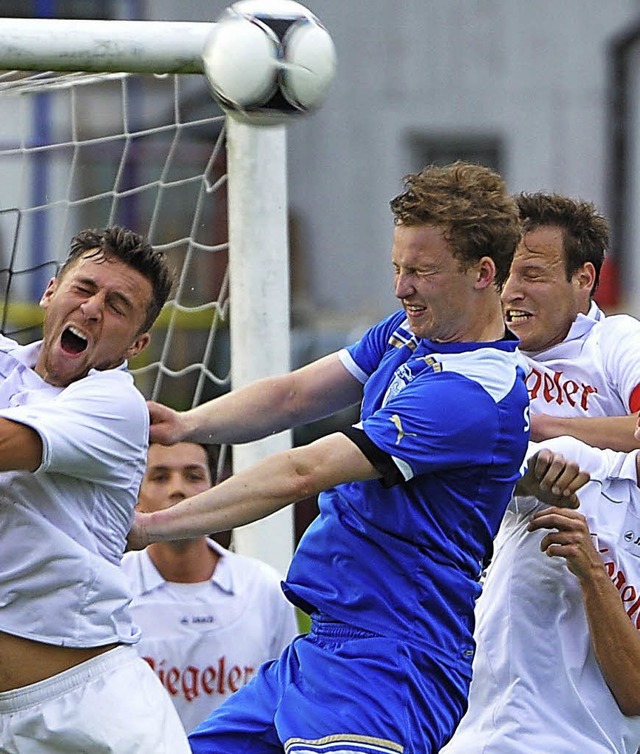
[0,18,293,573]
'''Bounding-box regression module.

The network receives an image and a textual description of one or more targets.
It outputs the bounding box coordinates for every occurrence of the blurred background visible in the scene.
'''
[1,0,638,546]
[4,0,637,326]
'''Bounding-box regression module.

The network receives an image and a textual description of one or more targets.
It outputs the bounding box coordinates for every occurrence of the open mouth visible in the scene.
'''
[505,309,531,325]
[61,325,88,355]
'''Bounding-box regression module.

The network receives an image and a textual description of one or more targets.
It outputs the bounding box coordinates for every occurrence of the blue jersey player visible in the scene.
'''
[132,162,530,753]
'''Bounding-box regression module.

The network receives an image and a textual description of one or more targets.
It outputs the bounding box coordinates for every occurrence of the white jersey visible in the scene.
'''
[442,436,640,753]
[522,302,640,417]
[121,539,299,733]
[444,304,640,752]
[0,336,146,647]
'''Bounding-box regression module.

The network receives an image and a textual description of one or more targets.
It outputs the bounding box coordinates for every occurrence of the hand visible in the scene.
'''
[148,401,186,445]
[126,510,151,551]
[527,506,604,580]
[515,448,590,508]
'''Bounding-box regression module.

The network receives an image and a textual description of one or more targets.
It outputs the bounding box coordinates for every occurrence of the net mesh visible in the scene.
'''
[0,70,230,411]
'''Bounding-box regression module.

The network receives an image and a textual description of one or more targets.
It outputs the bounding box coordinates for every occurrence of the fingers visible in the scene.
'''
[527,507,600,578]
[529,449,590,504]
[147,401,181,445]
[527,507,590,551]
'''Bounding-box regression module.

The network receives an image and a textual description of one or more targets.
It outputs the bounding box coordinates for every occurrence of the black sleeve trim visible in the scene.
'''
[341,426,405,489]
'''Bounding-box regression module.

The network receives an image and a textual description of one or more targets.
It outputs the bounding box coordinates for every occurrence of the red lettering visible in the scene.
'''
[562,380,579,407]
[166,667,180,696]
[217,656,226,695]
[526,369,542,400]
[580,385,597,411]
[542,373,558,404]
[525,366,598,412]
[144,656,257,703]
[201,666,216,694]
[613,570,627,591]
[182,666,200,702]
[601,551,640,627]
[228,665,242,692]
[626,595,640,619]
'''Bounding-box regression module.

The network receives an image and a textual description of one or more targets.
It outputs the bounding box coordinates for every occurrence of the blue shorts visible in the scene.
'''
[189,614,468,754]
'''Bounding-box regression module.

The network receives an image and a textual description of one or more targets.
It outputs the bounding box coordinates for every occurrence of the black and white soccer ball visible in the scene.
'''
[202,0,336,125]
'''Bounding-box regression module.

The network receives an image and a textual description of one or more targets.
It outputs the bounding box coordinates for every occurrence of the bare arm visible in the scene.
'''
[0,418,42,471]
[129,431,379,548]
[531,413,640,452]
[149,352,363,446]
[528,507,640,715]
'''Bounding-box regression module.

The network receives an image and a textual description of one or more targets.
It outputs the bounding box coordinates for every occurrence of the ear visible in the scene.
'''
[126,332,151,360]
[473,257,497,290]
[574,261,597,293]
[39,277,58,310]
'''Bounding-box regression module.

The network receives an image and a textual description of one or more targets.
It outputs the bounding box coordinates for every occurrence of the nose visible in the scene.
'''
[501,273,522,304]
[394,272,414,299]
[80,291,105,320]
[167,471,189,499]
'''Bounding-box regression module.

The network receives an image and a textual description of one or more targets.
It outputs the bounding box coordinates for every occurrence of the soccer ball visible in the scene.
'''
[202,0,336,125]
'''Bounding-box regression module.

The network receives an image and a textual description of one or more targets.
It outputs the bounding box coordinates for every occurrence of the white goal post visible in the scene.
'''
[0,17,294,574]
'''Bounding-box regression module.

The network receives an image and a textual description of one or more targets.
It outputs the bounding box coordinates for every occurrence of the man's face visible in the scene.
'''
[502,226,589,353]
[392,223,484,342]
[36,251,153,387]
[137,443,212,513]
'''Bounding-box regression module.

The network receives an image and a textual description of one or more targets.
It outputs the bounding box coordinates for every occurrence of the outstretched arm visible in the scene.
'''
[149,352,363,446]
[528,507,640,716]
[129,431,379,549]
[531,413,640,452]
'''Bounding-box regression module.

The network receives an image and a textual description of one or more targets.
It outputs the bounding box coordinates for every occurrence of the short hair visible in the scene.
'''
[389,161,521,290]
[515,192,609,292]
[60,226,174,333]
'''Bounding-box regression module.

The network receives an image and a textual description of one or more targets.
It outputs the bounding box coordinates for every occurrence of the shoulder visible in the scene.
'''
[60,368,147,416]
[593,312,640,339]
[437,344,526,404]
[120,550,142,587]
[0,334,19,353]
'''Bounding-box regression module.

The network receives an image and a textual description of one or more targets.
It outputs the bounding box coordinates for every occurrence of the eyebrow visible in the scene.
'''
[148,464,208,474]
[75,275,134,311]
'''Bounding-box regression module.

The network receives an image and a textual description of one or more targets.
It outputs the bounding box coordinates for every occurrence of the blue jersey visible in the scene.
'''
[283,310,530,677]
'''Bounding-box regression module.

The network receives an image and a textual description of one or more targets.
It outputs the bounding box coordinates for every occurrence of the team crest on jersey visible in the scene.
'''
[621,508,640,558]
[382,356,441,408]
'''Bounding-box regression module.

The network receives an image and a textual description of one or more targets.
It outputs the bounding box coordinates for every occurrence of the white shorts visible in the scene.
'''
[0,644,190,753]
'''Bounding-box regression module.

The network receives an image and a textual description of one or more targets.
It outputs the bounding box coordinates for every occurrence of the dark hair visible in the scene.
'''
[515,192,609,293]
[61,226,174,333]
[389,161,522,290]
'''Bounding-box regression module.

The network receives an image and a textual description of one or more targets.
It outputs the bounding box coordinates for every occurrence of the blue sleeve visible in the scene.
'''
[360,372,499,480]
[344,310,410,379]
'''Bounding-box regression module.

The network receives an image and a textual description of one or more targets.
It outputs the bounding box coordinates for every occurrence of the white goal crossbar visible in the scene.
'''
[0,17,293,573]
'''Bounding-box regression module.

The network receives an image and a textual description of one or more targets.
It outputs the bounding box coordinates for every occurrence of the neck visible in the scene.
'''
[462,302,507,342]
[147,537,219,583]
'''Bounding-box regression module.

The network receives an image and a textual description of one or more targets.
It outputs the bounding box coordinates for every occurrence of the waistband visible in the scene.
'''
[0,645,138,713]
[309,612,382,640]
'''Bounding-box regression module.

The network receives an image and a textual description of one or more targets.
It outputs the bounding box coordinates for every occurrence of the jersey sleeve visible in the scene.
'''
[599,315,640,413]
[339,310,410,383]
[359,371,502,482]
[527,435,631,485]
[0,370,148,486]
